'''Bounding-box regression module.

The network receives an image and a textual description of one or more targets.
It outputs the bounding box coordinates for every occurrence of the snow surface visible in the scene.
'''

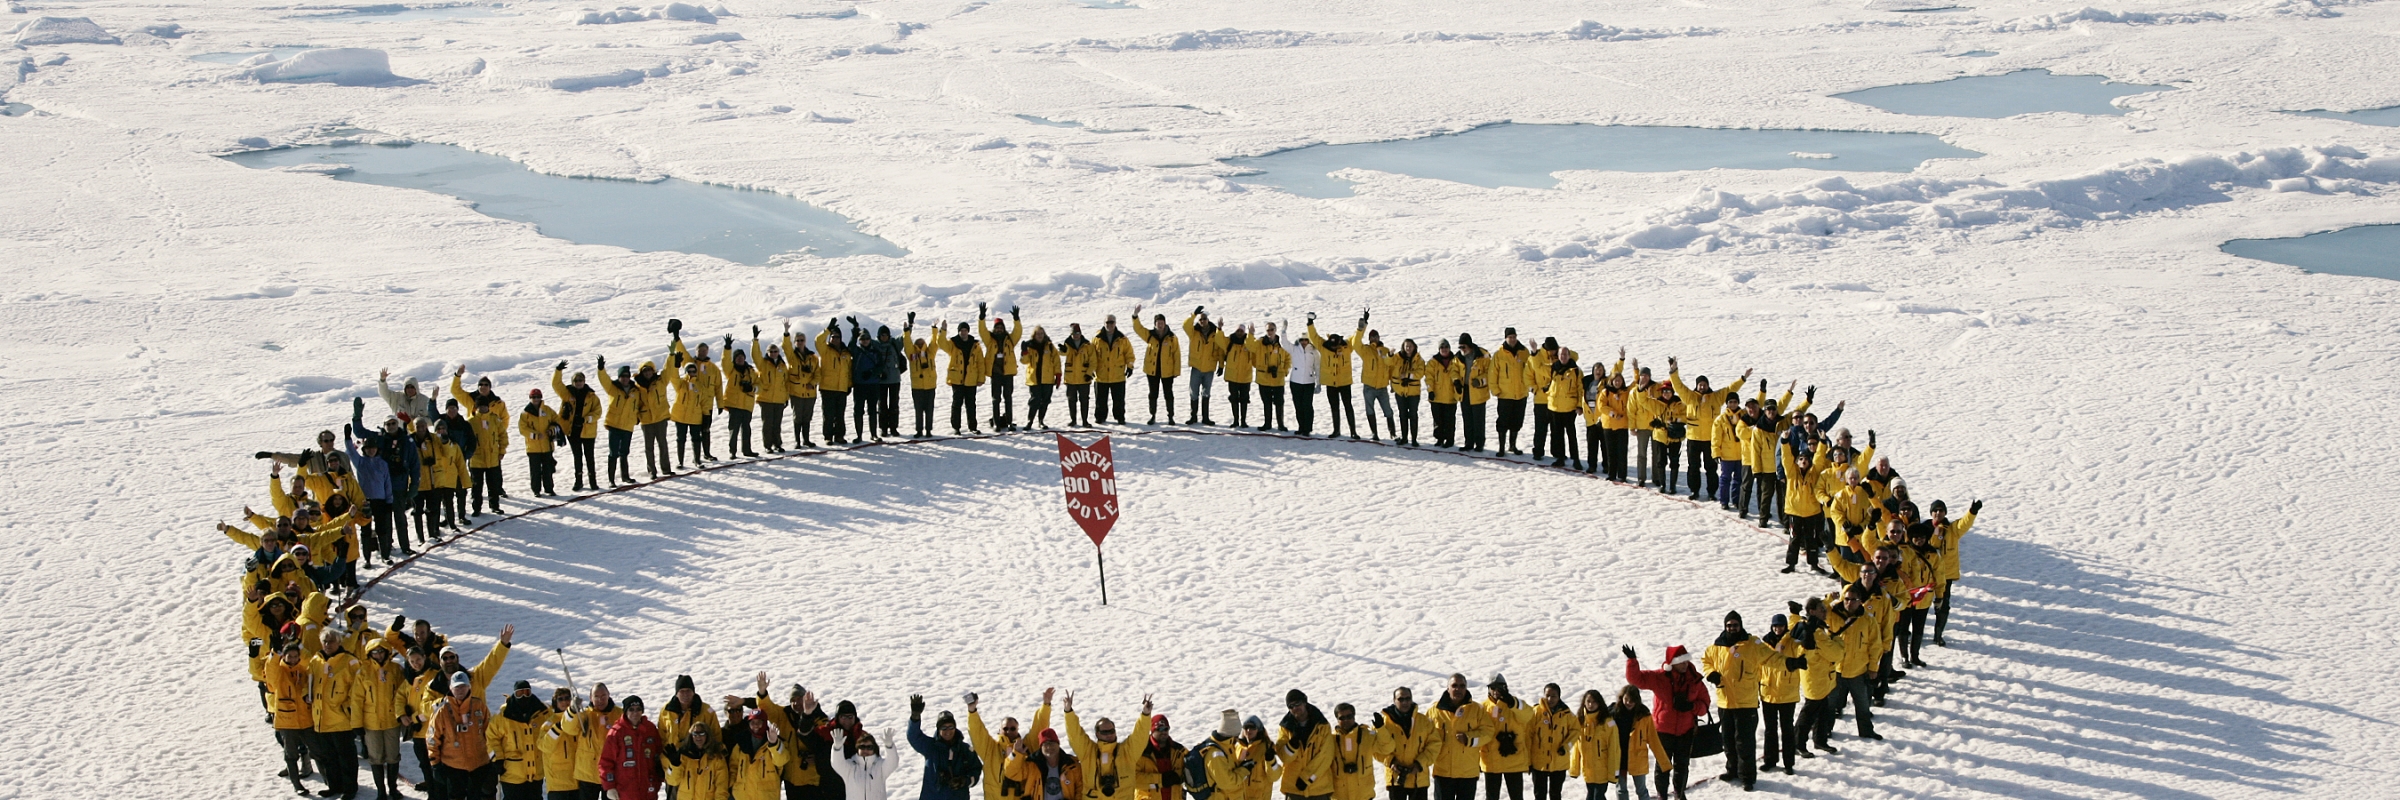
[4,0,2400,797]
[244,47,401,86]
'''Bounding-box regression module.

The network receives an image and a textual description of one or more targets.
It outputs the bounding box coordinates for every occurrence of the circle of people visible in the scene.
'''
[229,305,1985,800]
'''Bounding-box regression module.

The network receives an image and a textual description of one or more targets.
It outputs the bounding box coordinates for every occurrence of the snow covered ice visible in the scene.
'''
[4,0,2400,796]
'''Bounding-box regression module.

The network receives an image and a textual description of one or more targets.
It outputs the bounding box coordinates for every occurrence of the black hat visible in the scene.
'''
[937,710,957,727]
[836,699,858,718]
[1725,610,1744,624]
[675,675,696,692]
[623,695,645,709]
[1458,333,1475,346]
[1488,673,1507,689]
[1930,500,1948,512]
[667,319,683,335]
[1285,689,1307,706]
[1542,337,1558,350]
[1504,327,1517,337]
[513,679,534,692]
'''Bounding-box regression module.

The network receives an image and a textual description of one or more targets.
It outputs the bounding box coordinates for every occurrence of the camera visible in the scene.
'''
[1495,731,1518,757]
[1101,776,1120,795]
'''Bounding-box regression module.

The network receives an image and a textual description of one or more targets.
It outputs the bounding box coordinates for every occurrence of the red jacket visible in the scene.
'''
[1625,651,1712,736]
[602,716,667,800]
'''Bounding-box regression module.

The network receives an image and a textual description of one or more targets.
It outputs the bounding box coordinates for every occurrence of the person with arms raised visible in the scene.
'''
[1066,691,1155,800]
[1134,306,1182,425]
[968,688,1054,800]
[983,305,1024,431]
[1619,645,1707,800]
[1184,307,1230,425]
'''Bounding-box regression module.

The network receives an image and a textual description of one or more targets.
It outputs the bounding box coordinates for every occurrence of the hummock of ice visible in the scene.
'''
[568,3,721,25]
[13,16,120,46]
[245,48,398,86]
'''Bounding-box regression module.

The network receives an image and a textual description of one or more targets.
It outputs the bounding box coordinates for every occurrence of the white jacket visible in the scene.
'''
[829,728,898,800]
[1285,337,1320,385]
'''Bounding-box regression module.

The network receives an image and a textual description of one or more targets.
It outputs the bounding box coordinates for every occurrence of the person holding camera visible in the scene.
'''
[1325,704,1377,800]
[1276,690,1334,800]
[1066,691,1154,800]
[1135,710,1187,800]
[1250,325,1292,431]
[1374,688,1437,800]
[1620,646,1707,800]
[1477,676,1532,800]
[910,694,986,800]
[1093,315,1137,424]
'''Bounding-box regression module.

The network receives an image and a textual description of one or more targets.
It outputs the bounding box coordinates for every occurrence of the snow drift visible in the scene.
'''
[245,48,398,86]
[12,16,119,46]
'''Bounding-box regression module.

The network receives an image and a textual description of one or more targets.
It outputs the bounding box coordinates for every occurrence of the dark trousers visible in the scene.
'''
[1389,788,1430,800]
[1100,381,1128,423]
[1583,424,1603,474]
[1602,428,1630,481]
[950,384,981,431]
[317,730,359,794]
[726,407,754,455]
[1326,385,1357,437]
[1902,606,1930,663]
[1398,395,1421,443]
[1261,385,1287,429]
[607,428,633,483]
[504,780,544,800]
[1462,401,1485,450]
[1831,674,1876,736]
[1799,695,1835,747]
[1547,411,1578,466]
[1718,707,1758,786]
[364,499,395,557]
[567,436,597,488]
[1497,397,1527,451]
[1530,771,1564,800]
[1762,701,1797,769]
[1432,402,1457,445]
[528,450,557,495]
[1292,382,1317,435]
[793,395,817,445]
[1067,383,1092,425]
[820,390,848,443]
[1653,731,1692,800]
[1482,771,1524,800]
[1934,580,1956,640]
[1648,439,1679,493]
[912,388,937,434]
[1785,514,1824,568]
[1027,383,1054,426]
[1434,776,1476,800]
[992,380,1017,429]
[1227,381,1253,427]
[854,386,882,438]
[441,764,495,800]
[641,420,671,475]
[1531,399,1551,456]
[674,421,703,464]
[470,466,503,513]
[1685,439,1713,497]
[1147,375,1177,422]
[761,401,786,451]
[411,738,443,800]
[1751,473,1783,526]
[883,384,901,433]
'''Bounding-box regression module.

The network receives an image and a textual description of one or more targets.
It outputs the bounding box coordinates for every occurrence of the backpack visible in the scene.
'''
[1182,742,1217,800]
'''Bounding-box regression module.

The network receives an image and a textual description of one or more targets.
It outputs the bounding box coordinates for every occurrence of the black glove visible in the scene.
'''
[597,355,607,372]
[1805,386,1817,402]
[907,311,916,325]
[1306,311,1316,323]
[1867,429,1877,448]
[1361,310,1370,324]
[1010,305,1020,319]
[391,614,406,630]
[909,695,925,718]
[1970,500,1984,515]
[977,302,987,317]
[253,451,272,459]
[724,334,735,351]
[248,638,263,657]
[1705,672,1722,685]
[1620,645,1637,661]
[1787,600,1804,617]
[1785,656,1807,671]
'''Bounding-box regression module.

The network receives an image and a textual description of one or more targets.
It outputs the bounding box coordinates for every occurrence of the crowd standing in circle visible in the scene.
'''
[227,307,1984,800]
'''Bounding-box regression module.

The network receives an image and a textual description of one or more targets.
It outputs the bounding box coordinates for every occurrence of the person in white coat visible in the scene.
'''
[830,727,900,800]
[1283,317,1322,438]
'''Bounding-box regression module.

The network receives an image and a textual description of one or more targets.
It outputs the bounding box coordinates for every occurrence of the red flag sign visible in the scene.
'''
[1056,434,1120,546]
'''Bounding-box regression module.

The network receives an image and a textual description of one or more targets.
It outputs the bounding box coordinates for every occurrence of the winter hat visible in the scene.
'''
[1770,614,1790,629]
[513,679,534,692]
[936,711,957,728]
[528,389,543,400]
[1151,714,1169,728]
[1542,336,1558,350]
[1663,646,1693,667]
[675,675,696,692]
[1037,728,1060,745]
[451,671,474,690]
[1488,673,1508,690]
[1504,327,1517,337]
[1458,333,1475,347]
[623,695,645,710]
[836,700,859,719]
[1286,689,1308,706]
[1219,710,1241,738]
[1930,500,1948,512]
[1243,715,1265,731]
[1724,610,1743,625]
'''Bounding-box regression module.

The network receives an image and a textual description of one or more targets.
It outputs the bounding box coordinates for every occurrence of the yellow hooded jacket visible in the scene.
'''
[1184,315,1231,373]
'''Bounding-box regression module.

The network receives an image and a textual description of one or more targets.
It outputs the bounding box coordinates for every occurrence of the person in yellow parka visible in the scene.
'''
[1387,341,1425,447]
[937,318,990,435]
[1325,704,1381,800]
[728,707,793,800]
[1606,688,1670,799]
[1706,394,1747,512]
[594,356,645,486]
[1229,716,1280,800]
[1065,691,1154,800]
[1247,325,1292,431]
[1930,499,1981,648]
[1476,677,1533,800]
[1486,330,1533,455]
[815,319,857,445]
[1133,305,1182,425]
[781,322,822,448]
[490,680,553,798]
[967,688,1054,800]
[1091,315,1138,425]
[358,640,413,798]
[1425,675,1490,800]
[1522,685,1575,800]
[1275,690,1334,800]
[307,628,366,798]
[1788,596,1848,756]
[519,389,565,498]
[1354,322,1396,441]
[720,334,763,458]
[551,362,604,491]
[1756,614,1806,776]
[1020,327,1062,430]
[670,347,723,468]
[1701,611,1775,791]
[451,368,512,515]
[1058,323,1097,427]
[577,684,630,794]
[1190,711,1256,800]
[982,305,1025,431]
[1739,383,1808,527]
[1781,443,1835,575]
[667,724,734,800]
[1895,525,1945,669]
[904,316,944,438]
[1218,325,1256,430]
[1372,688,1437,800]
[1540,350,1585,471]
[256,641,318,795]
[1670,363,1749,504]
[661,674,726,780]
[1423,342,1466,448]
[1457,334,1493,452]
[1306,314,1363,439]
[538,688,586,799]
[752,329,793,454]
[1563,691,1618,800]
[1182,308,1230,426]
